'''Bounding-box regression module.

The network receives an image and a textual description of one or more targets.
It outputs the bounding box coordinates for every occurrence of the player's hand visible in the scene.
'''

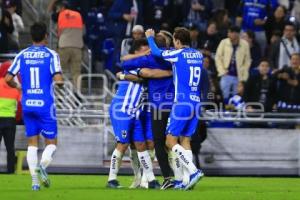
[116,72,122,80]
[145,29,155,38]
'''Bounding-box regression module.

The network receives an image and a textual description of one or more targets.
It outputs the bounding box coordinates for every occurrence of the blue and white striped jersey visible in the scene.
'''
[111,70,145,117]
[147,36,204,104]
[8,45,62,112]
[161,48,203,103]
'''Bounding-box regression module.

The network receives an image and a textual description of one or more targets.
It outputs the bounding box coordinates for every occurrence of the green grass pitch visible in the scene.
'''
[1,175,300,200]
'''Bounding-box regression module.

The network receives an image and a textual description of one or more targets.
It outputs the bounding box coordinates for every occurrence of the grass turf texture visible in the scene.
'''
[1,175,300,200]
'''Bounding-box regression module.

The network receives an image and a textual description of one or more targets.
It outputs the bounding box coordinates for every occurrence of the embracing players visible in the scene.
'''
[107,39,172,189]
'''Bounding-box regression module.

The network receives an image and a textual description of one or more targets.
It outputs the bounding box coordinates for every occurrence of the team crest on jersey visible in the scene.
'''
[121,130,127,139]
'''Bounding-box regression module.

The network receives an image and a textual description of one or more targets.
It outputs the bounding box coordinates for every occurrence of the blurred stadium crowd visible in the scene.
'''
[0,0,300,114]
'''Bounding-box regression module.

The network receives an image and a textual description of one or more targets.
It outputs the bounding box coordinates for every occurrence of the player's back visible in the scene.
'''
[173,48,203,103]
[111,79,145,117]
[9,45,61,112]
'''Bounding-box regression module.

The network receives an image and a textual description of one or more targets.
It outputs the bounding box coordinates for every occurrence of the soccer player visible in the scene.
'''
[5,22,63,191]
[145,27,204,190]
[107,39,171,189]
[119,34,178,190]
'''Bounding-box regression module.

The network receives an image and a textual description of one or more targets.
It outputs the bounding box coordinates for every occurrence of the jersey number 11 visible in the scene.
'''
[30,67,40,89]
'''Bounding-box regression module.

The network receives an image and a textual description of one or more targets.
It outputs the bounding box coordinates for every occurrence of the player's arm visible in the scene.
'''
[145,29,163,57]
[139,68,172,78]
[121,56,149,71]
[146,29,180,62]
[121,49,150,61]
[53,73,64,87]
[5,74,21,90]
[116,72,143,82]
[50,51,64,87]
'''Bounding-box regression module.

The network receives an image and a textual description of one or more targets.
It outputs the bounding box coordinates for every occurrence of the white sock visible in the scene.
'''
[108,149,123,181]
[27,146,39,186]
[129,148,141,179]
[149,149,155,162]
[182,150,193,185]
[40,144,57,169]
[137,151,155,182]
[172,144,197,175]
[169,151,183,181]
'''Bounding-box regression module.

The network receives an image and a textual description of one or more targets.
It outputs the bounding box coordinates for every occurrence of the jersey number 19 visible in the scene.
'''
[30,67,40,89]
[189,66,201,87]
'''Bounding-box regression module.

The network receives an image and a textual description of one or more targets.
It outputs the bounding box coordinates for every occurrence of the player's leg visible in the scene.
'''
[180,136,194,187]
[165,105,201,190]
[140,110,157,188]
[107,110,130,188]
[107,142,128,188]
[180,112,204,190]
[133,119,160,189]
[27,136,40,190]
[23,111,40,190]
[38,111,58,188]
[129,144,142,188]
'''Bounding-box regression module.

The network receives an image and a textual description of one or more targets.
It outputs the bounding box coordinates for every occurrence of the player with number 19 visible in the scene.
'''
[145,27,204,190]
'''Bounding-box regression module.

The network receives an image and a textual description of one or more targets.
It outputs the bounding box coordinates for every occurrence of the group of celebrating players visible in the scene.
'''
[3,21,204,191]
[107,28,204,191]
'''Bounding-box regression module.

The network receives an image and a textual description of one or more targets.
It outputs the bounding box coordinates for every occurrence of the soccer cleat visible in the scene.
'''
[173,180,184,190]
[37,166,50,188]
[160,178,174,190]
[184,170,204,191]
[31,185,40,191]
[106,180,122,189]
[148,180,160,189]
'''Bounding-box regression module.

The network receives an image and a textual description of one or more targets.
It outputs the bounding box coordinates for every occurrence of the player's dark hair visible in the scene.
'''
[131,38,148,52]
[30,22,47,43]
[155,34,167,48]
[173,27,191,46]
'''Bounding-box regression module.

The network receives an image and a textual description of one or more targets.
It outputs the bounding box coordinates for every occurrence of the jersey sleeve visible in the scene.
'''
[50,51,62,75]
[147,36,163,57]
[125,69,140,76]
[161,49,182,63]
[147,36,181,63]
[122,56,148,71]
[7,55,21,76]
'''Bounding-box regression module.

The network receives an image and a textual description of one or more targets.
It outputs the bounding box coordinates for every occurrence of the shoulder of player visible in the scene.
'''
[15,47,30,58]
[162,49,184,57]
[44,47,59,58]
